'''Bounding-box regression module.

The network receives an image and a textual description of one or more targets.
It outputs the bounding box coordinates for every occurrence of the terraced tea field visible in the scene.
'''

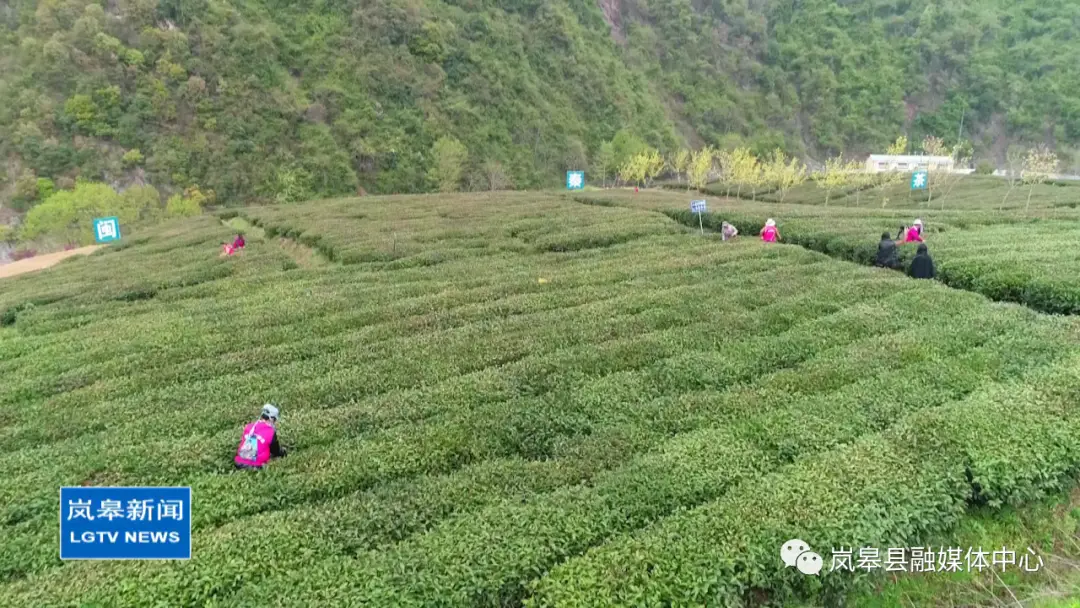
[588,189,1080,315]
[700,173,1080,212]
[3,192,1080,606]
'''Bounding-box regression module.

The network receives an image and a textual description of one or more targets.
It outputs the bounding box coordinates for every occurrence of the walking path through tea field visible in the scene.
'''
[0,246,102,280]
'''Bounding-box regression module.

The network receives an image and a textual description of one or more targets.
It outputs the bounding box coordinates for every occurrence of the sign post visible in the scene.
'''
[910,170,928,191]
[690,200,707,235]
[93,217,121,244]
[566,171,585,190]
[60,486,192,560]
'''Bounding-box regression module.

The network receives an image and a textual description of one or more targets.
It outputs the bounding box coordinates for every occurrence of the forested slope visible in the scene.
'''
[2,0,1079,204]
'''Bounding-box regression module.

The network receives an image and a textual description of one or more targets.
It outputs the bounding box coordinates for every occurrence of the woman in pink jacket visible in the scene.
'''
[235,404,287,469]
[904,219,924,243]
[222,234,246,256]
[760,219,780,242]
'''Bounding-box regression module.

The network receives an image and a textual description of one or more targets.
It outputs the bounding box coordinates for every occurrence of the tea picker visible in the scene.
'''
[875,232,900,269]
[721,222,738,241]
[760,219,781,242]
[234,404,287,470]
[908,244,936,280]
[221,234,246,256]
[903,219,924,243]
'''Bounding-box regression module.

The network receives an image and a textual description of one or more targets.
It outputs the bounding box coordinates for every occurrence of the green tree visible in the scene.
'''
[594,142,615,188]
[563,137,588,174]
[120,185,163,222]
[764,149,806,203]
[295,124,359,198]
[165,185,209,218]
[846,160,872,206]
[922,135,948,156]
[1001,145,1025,209]
[729,148,758,199]
[21,182,121,245]
[165,194,196,218]
[610,131,647,175]
[670,149,691,186]
[10,170,41,212]
[934,143,972,210]
[886,136,908,156]
[8,0,1080,201]
[1022,146,1058,213]
[642,148,665,187]
[18,181,168,246]
[715,149,734,196]
[272,168,313,204]
[921,135,948,204]
[687,147,715,191]
[874,170,903,207]
[480,160,511,191]
[618,152,645,188]
[122,149,145,168]
[428,136,468,193]
[62,94,101,135]
[816,156,848,206]
[36,178,56,202]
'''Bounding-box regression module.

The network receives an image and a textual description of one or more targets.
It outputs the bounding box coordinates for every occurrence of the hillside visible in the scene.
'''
[3,0,1080,206]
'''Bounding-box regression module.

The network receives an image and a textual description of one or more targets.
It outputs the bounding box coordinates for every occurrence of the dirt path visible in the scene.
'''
[0,246,103,279]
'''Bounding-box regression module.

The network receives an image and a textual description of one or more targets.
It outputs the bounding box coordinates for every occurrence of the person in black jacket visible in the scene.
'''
[874,232,900,269]
[908,244,936,279]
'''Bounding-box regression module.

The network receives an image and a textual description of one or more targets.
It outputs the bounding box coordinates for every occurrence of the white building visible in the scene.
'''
[865,154,954,173]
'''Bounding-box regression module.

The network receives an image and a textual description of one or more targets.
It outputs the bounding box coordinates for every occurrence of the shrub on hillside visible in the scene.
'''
[20,182,165,246]
[165,186,212,218]
[20,183,120,244]
[121,148,144,167]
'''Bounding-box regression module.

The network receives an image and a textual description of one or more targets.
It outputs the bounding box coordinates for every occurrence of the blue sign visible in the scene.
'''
[60,487,191,560]
[93,217,121,243]
[910,170,928,191]
[690,200,707,213]
[566,171,585,190]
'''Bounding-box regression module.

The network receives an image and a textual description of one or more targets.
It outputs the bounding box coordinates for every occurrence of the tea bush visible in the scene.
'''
[4,192,1080,606]
[529,357,1080,606]
[585,189,1080,315]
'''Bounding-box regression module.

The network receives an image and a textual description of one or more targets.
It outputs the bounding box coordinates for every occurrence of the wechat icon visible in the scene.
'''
[781,539,823,575]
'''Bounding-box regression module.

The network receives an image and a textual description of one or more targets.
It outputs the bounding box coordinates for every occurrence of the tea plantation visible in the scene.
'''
[595,189,1080,315]
[3,192,1080,606]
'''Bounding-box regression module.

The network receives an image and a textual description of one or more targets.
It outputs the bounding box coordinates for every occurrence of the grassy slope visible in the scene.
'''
[3,192,1080,605]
